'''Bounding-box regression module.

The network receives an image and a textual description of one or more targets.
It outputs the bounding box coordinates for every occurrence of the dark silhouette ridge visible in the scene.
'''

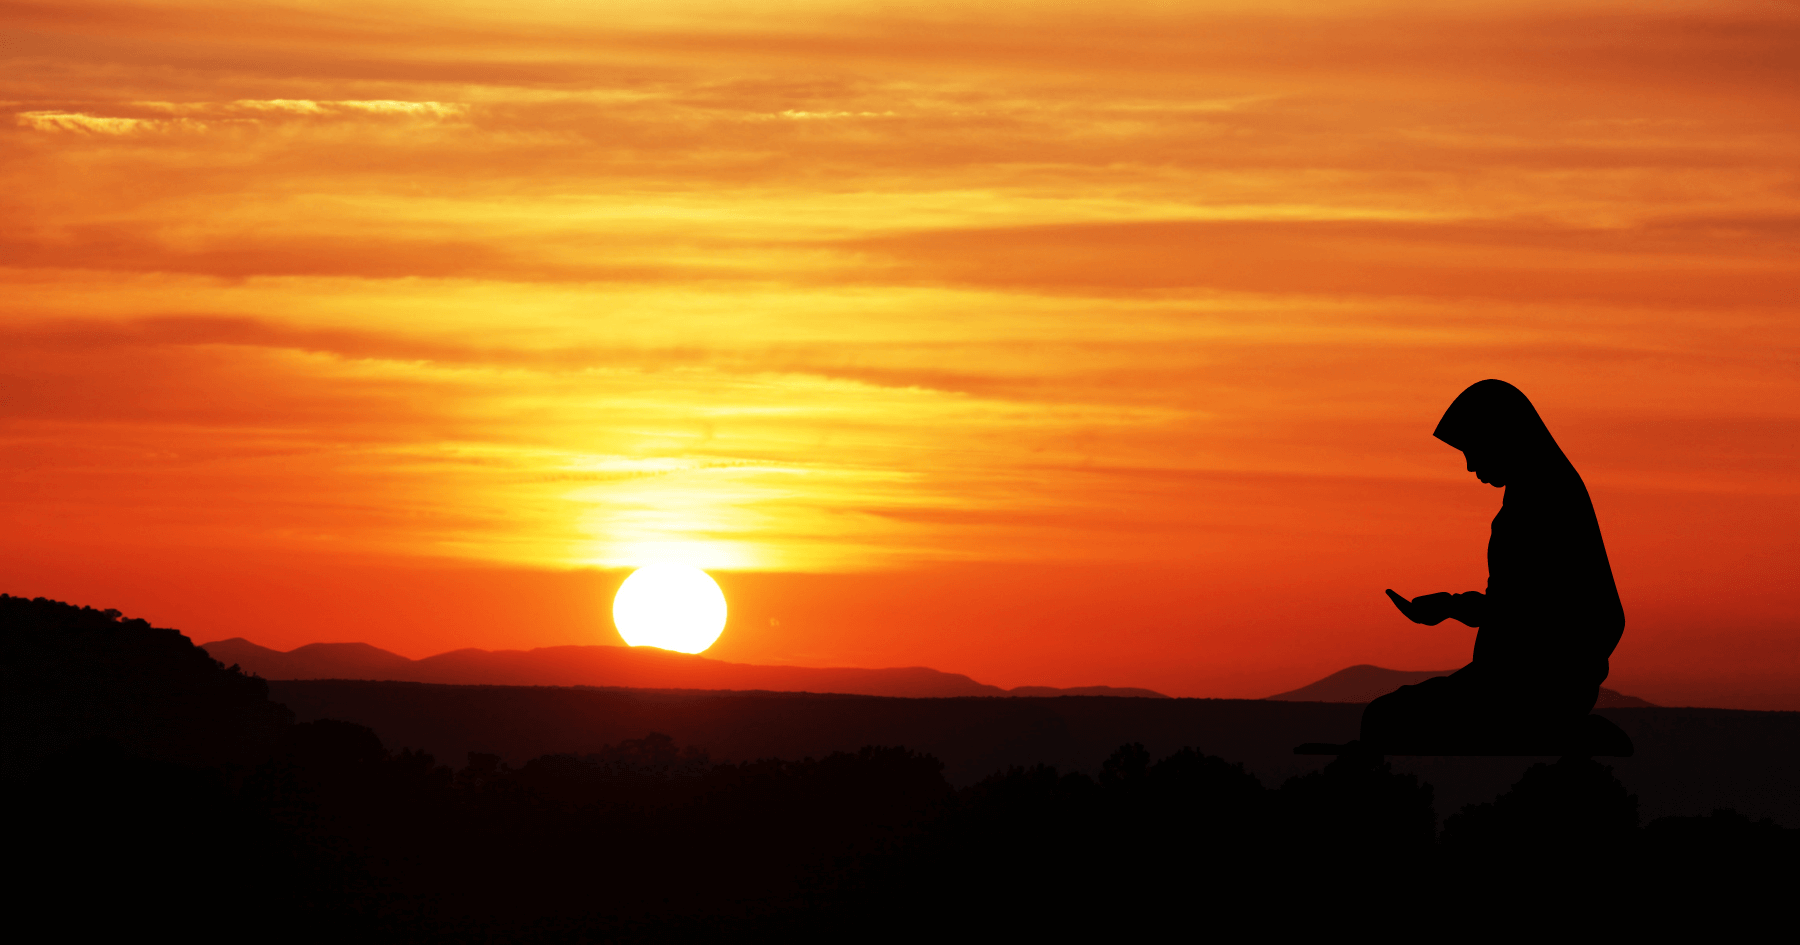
[1332,380,1633,756]
[265,678,1359,787]
[264,678,1800,827]
[1006,684,1172,698]
[6,594,341,936]
[198,636,1170,698]
[8,593,1795,938]
[1267,664,1654,707]
[2,593,291,780]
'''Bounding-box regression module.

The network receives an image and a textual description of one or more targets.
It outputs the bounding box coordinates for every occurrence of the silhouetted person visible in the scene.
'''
[1363,380,1625,752]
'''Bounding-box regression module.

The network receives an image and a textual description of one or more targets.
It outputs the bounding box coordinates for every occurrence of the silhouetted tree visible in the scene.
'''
[1442,756,1637,855]
[1280,750,1437,857]
[1636,808,1798,934]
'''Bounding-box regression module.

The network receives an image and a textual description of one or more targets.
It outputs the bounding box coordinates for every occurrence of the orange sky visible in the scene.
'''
[4,0,1797,708]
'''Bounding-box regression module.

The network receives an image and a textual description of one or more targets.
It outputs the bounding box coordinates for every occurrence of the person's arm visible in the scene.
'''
[1450,590,1487,627]
[1385,589,1486,627]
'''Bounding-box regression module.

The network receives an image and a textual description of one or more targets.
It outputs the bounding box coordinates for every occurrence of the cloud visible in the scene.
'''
[14,99,467,135]
[15,111,175,134]
[0,225,674,281]
[772,109,898,120]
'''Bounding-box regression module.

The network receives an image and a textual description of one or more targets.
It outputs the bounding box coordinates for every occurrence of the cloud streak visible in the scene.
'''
[14,99,467,135]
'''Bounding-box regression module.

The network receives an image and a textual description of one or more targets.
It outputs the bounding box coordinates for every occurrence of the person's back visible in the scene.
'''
[1364,380,1624,752]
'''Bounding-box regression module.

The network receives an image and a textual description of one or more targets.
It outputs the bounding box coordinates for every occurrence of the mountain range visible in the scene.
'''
[201,641,1655,706]
[198,638,1171,699]
[1264,663,1656,707]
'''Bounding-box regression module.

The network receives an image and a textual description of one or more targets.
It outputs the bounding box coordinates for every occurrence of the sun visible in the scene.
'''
[611,564,728,654]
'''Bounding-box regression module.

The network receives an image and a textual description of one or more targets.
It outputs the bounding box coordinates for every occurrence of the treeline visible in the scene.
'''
[6,595,1792,940]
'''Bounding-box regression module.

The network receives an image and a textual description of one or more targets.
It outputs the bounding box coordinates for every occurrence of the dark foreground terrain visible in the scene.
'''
[9,594,1796,941]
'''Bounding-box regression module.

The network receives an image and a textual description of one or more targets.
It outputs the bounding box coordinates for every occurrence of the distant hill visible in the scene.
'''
[1265,664,1656,707]
[199,638,1169,700]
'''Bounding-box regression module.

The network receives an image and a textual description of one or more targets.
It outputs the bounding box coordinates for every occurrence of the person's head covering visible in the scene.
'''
[1434,380,1574,478]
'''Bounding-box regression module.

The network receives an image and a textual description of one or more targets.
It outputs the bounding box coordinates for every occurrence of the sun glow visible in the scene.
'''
[611,565,728,653]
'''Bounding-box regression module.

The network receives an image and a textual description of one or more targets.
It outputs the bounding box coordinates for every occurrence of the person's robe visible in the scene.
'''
[1477,468,1624,696]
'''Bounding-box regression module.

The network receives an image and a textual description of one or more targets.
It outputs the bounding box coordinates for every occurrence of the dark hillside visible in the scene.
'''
[3,594,290,780]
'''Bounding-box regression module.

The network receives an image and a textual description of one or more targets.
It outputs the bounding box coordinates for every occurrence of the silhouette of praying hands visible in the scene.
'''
[1385,589,1486,627]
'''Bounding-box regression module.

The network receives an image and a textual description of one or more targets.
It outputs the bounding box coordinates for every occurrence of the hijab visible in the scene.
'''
[1433,379,1576,480]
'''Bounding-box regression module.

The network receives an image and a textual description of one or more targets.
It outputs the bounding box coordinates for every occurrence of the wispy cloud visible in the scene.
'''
[15,98,468,134]
[16,111,177,134]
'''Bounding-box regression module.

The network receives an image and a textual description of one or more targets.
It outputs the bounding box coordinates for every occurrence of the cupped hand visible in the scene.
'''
[1385,589,1455,626]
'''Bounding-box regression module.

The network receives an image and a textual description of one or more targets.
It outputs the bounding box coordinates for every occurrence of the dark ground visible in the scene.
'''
[10,594,1797,941]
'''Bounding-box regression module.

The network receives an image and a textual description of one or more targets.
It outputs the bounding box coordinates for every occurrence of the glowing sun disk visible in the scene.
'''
[611,564,727,653]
